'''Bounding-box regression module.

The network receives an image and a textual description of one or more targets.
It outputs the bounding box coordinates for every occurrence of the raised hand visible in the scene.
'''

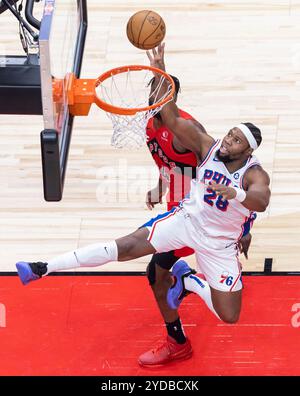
[146,42,166,71]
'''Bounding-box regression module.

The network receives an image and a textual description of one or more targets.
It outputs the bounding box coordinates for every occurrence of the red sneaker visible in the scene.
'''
[138,336,193,367]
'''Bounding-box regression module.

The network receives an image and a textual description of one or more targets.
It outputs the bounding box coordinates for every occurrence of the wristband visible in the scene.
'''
[234,187,246,202]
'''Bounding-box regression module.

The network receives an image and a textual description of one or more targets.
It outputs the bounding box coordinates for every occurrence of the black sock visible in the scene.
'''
[29,262,48,277]
[165,318,186,344]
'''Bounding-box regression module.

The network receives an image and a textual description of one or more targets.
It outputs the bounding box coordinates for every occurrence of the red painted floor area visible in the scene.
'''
[0,275,299,376]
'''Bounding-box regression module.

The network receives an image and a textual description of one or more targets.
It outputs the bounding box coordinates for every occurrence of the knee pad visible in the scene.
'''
[146,258,156,286]
[146,251,179,285]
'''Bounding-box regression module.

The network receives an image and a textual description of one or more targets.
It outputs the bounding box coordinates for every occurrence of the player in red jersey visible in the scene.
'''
[15,60,255,367]
[139,74,254,366]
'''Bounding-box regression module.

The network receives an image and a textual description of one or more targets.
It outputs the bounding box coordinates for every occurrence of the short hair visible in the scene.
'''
[148,74,181,96]
[242,122,262,147]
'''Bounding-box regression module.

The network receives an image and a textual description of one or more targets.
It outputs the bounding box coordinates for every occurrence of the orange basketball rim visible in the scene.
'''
[53,65,175,117]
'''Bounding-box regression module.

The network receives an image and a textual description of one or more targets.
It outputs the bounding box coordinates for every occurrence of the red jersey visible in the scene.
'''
[146,109,198,209]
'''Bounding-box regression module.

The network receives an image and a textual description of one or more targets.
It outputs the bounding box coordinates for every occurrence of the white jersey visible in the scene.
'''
[181,139,260,246]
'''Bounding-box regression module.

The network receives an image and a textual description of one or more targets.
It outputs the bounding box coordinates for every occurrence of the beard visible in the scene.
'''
[216,149,233,163]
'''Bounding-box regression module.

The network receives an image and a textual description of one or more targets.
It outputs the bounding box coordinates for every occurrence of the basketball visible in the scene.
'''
[126,10,166,50]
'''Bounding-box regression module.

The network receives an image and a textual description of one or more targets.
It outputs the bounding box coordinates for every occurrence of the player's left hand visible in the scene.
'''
[238,232,252,259]
[209,181,237,200]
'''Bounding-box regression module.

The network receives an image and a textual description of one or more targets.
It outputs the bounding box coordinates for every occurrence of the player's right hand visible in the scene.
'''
[146,188,163,210]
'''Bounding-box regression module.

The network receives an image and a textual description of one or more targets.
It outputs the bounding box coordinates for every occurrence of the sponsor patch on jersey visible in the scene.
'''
[161,130,169,141]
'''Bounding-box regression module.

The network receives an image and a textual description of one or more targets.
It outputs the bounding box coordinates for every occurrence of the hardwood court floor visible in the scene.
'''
[1,1,300,272]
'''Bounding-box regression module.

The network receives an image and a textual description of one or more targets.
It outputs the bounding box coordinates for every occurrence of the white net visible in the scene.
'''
[95,68,174,149]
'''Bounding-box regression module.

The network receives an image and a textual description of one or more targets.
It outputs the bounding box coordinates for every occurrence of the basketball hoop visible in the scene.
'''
[66,65,175,148]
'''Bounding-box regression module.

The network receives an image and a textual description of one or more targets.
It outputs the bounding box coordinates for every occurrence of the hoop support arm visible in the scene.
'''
[67,73,96,116]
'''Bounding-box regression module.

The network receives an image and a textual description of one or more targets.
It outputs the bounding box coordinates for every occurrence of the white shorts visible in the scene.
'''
[142,207,242,292]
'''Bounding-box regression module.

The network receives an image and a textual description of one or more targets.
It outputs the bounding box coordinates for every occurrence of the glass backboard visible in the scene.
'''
[39,0,87,201]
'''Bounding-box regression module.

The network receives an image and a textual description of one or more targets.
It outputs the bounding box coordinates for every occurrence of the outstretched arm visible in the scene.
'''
[146,44,214,160]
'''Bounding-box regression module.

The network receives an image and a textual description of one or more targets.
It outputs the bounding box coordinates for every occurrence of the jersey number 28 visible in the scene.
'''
[204,188,229,211]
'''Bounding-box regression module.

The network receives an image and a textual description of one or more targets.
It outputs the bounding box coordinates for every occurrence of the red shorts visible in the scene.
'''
[167,202,195,258]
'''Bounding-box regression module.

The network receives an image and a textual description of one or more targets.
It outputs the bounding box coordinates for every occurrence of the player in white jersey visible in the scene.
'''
[15,43,270,367]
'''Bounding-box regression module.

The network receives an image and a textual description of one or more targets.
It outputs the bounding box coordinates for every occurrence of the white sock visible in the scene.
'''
[184,274,220,320]
[45,241,118,274]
